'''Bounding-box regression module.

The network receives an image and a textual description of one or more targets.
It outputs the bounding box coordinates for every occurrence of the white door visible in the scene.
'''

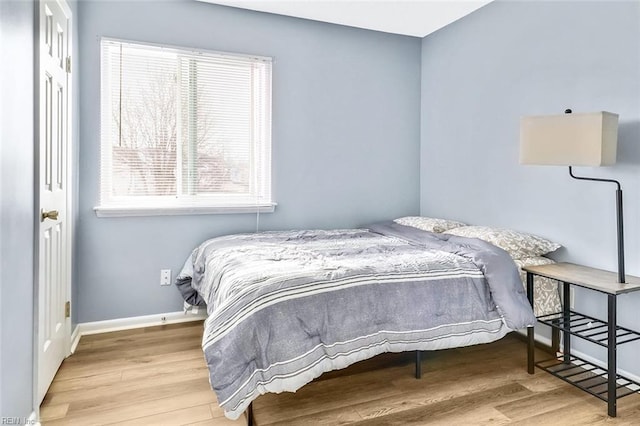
[36,0,72,405]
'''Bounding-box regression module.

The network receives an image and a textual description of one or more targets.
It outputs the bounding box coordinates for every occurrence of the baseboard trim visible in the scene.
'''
[76,310,207,337]
[28,410,40,426]
[70,324,81,354]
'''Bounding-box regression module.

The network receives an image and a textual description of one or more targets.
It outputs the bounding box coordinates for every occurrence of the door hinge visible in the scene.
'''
[65,301,71,318]
[66,56,71,73]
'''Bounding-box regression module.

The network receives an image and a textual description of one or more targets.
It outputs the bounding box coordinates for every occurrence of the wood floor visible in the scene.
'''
[40,321,640,425]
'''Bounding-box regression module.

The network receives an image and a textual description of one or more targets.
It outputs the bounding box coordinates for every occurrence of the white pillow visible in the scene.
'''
[394,216,466,234]
[444,226,561,259]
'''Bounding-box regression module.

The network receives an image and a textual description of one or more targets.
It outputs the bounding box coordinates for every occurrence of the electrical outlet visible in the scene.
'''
[160,269,172,286]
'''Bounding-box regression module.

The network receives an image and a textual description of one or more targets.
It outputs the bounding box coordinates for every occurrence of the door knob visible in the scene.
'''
[41,209,59,222]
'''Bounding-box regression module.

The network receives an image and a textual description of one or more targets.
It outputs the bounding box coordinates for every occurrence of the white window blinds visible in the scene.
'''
[99,39,273,214]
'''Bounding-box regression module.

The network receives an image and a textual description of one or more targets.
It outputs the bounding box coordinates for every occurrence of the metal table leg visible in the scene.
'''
[608,294,617,417]
[247,402,254,426]
[563,282,571,364]
[415,350,422,379]
[526,272,535,374]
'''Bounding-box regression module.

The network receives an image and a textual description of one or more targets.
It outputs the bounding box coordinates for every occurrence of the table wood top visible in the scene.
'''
[522,262,640,295]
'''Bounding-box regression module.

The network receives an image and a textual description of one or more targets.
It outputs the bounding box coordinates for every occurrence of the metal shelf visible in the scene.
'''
[526,265,640,417]
[537,310,640,348]
[536,354,640,402]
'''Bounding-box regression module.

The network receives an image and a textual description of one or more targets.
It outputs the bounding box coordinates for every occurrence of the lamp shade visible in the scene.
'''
[520,111,618,166]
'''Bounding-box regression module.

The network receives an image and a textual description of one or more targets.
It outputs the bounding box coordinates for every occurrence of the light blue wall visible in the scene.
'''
[77,0,421,322]
[0,0,35,418]
[421,0,640,375]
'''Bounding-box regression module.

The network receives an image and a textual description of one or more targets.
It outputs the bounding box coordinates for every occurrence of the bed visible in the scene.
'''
[176,218,561,422]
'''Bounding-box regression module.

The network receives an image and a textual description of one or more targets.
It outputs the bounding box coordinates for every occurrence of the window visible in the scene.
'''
[97,39,273,216]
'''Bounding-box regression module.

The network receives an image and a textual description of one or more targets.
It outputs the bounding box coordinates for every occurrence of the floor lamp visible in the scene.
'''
[520,110,626,284]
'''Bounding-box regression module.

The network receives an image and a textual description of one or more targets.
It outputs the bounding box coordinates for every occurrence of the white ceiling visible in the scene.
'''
[198,0,493,38]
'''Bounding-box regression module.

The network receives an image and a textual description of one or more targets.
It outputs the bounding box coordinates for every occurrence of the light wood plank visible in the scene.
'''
[424,406,511,426]
[39,403,69,422]
[80,324,203,353]
[47,371,122,393]
[352,383,530,425]
[53,348,203,381]
[51,375,211,408]
[41,323,640,425]
[494,386,598,420]
[45,390,217,426]
[111,403,214,426]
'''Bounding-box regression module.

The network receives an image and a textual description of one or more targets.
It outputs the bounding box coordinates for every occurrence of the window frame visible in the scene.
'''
[95,38,275,218]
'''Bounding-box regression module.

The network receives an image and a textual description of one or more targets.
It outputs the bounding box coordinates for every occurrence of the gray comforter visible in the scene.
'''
[177,221,536,419]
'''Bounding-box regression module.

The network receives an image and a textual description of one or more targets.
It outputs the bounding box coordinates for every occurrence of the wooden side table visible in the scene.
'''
[523,262,640,417]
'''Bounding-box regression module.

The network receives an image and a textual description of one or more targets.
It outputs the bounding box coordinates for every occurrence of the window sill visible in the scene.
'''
[94,203,277,218]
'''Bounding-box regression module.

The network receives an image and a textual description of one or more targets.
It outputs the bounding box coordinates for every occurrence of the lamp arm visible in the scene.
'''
[568,166,625,283]
[568,166,621,191]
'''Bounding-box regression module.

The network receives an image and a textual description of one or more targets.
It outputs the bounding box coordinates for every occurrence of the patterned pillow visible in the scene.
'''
[514,257,561,317]
[394,216,466,234]
[443,226,561,259]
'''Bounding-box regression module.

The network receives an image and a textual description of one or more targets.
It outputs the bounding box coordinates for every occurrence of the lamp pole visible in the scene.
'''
[568,166,625,284]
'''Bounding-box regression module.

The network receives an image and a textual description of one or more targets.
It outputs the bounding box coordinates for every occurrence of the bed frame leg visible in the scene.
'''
[246,402,254,426]
[415,350,422,379]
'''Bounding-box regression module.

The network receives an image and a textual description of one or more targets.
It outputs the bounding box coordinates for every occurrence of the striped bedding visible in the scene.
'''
[177,221,536,420]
